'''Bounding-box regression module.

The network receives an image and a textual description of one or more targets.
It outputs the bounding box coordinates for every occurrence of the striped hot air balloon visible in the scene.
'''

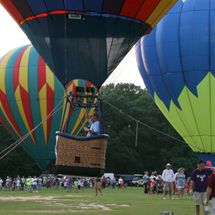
[0,45,65,169]
[61,79,98,135]
[0,45,96,170]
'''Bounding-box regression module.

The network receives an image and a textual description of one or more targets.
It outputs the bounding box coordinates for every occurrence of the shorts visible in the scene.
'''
[193,192,206,205]
[95,182,101,189]
[211,197,215,215]
[163,182,173,192]
[177,186,184,189]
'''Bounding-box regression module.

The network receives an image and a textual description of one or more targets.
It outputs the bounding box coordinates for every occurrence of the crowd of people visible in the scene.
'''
[142,166,190,198]
[0,175,96,192]
[0,160,215,214]
[142,161,214,215]
[0,174,129,193]
[139,160,215,215]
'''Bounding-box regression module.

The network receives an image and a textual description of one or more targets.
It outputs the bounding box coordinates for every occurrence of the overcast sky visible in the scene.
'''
[0,5,145,88]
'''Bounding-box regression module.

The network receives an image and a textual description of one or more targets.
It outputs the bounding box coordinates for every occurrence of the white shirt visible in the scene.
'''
[173,172,178,181]
[87,120,100,137]
[162,169,174,182]
[32,178,37,185]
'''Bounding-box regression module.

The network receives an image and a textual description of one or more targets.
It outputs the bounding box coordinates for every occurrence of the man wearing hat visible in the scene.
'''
[190,160,212,215]
[162,163,174,200]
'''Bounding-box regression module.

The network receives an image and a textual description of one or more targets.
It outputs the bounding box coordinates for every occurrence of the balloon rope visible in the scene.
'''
[0,138,22,156]
[103,99,188,145]
[0,96,65,160]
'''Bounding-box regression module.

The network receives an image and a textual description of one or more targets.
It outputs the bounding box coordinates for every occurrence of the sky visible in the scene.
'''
[0,5,145,88]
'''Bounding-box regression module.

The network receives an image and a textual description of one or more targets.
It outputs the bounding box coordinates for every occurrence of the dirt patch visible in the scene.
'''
[64,195,84,198]
[17,209,83,214]
[78,203,111,211]
[107,203,130,207]
[4,195,129,213]
[0,196,57,202]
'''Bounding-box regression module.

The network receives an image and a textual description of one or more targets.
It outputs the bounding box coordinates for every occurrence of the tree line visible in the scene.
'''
[0,83,197,177]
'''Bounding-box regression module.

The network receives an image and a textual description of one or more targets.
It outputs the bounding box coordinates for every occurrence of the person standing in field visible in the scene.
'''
[0,177,3,191]
[190,160,212,215]
[175,168,186,199]
[162,163,174,200]
[205,169,215,215]
[95,177,102,196]
[143,171,149,194]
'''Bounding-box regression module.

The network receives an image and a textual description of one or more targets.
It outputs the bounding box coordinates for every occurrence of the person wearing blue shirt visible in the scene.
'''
[190,160,212,215]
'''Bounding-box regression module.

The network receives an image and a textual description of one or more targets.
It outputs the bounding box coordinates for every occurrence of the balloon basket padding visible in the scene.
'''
[55,132,108,177]
[55,165,105,177]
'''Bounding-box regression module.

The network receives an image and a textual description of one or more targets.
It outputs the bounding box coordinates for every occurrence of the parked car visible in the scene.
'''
[132,174,144,187]
[115,174,134,186]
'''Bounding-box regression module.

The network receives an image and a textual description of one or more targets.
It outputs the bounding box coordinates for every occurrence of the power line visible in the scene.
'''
[103,99,188,145]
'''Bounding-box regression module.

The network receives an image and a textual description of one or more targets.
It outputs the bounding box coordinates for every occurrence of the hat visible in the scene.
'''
[206,161,212,167]
[198,160,206,165]
[166,163,171,166]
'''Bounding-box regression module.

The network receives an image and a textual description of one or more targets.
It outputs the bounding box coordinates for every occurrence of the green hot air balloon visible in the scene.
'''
[0,45,96,170]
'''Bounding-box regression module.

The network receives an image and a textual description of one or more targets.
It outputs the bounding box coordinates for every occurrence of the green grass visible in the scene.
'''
[0,187,195,215]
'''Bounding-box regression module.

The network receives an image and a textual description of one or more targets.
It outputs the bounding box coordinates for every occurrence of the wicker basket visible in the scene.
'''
[55,133,108,170]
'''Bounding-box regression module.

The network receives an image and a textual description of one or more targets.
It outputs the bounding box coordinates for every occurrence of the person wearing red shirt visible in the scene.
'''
[206,170,215,215]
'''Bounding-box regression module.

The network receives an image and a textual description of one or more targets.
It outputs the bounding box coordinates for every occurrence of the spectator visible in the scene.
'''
[143,171,149,194]
[0,177,3,191]
[175,167,186,199]
[186,177,191,195]
[205,169,215,215]
[101,176,106,189]
[162,163,174,200]
[95,177,102,196]
[190,160,212,215]
[26,176,33,192]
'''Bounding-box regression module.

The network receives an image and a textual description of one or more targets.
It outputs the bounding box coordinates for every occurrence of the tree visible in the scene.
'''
[0,83,197,177]
[102,84,197,175]
[0,125,40,178]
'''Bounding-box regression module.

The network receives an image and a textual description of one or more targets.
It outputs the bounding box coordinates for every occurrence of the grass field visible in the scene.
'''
[0,187,195,215]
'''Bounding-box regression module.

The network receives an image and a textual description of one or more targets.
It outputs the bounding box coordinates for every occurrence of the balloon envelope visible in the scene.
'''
[0,45,64,169]
[1,0,177,87]
[0,45,96,169]
[136,0,215,154]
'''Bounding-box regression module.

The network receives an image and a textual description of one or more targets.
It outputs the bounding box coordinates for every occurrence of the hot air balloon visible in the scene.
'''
[0,45,96,170]
[0,0,178,175]
[0,45,64,169]
[0,0,177,88]
[136,0,215,164]
[55,79,108,176]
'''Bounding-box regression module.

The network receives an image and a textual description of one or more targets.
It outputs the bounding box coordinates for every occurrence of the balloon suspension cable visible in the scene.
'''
[103,99,188,146]
[0,95,66,160]
[66,91,99,108]
[59,94,70,132]
[104,48,138,85]
[135,121,139,147]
